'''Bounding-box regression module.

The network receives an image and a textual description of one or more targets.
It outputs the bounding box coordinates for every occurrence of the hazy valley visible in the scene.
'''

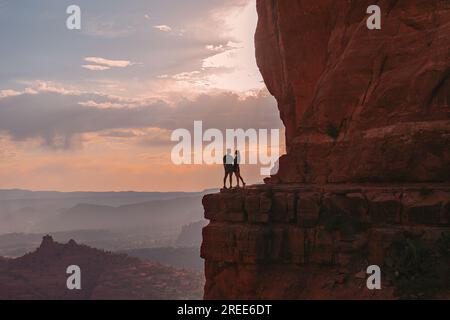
[0,189,213,270]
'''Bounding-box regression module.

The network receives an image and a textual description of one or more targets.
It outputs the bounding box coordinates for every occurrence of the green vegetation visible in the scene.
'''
[321,207,368,234]
[437,232,450,256]
[265,187,274,198]
[384,232,450,299]
[325,124,340,139]
[419,187,433,197]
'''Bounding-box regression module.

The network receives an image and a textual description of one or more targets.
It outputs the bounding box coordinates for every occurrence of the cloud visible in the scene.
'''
[78,100,125,109]
[82,65,111,71]
[206,44,226,52]
[140,1,263,94]
[153,25,172,32]
[10,80,81,96]
[0,89,280,149]
[0,90,21,98]
[82,19,134,39]
[99,129,140,138]
[84,57,133,68]
[102,128,173,147]
[172,71,202,81]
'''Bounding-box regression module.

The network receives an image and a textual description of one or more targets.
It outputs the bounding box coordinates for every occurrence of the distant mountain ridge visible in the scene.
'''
[35,195,205,232]
[0,188,217,201]
[0,189,217,234]
[176,220,208,247]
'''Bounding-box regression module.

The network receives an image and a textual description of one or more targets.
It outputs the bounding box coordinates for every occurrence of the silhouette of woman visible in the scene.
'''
[233,150,246,188]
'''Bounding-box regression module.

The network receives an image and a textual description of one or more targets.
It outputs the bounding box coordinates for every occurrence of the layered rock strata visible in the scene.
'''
[202,0,450,299]
[202,185,449,299]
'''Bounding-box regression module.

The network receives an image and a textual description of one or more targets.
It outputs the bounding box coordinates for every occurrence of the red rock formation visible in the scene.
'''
[202,185,450,299]
[0,236,204,300]
[255,0,449,183]
[202,0,450,300]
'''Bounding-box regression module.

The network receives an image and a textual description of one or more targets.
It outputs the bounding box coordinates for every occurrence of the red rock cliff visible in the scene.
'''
[202,0,450,300]
[255,0,449,183]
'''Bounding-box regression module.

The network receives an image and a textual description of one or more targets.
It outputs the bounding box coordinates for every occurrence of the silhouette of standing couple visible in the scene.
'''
[223,149,246,189]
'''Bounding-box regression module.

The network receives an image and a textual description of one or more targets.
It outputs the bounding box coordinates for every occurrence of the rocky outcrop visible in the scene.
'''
[255,0,449,183]
[0,236,204,300]
[202,185,450,299]
[202,0,450,299]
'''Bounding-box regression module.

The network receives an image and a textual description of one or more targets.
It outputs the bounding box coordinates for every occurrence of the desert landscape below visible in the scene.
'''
[0,235,204,300]
[0,189,210,299]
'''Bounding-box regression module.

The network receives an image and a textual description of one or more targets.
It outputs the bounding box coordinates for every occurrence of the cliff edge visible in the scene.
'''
[201,0,450,300]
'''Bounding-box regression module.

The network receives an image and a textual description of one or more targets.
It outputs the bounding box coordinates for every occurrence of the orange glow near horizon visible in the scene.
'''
[0,0,285,192]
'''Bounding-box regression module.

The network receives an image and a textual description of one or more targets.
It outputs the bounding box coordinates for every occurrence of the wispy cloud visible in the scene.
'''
[82,19,134,39]
[78,100,125,109]
[0,87,280,149]
[206,44,226,52]
[11,80,81,96]
[172,71,201,81]
[82,65,111,71]
[0,89,21,98]
[153,25,172,32]
[84,57,133,68]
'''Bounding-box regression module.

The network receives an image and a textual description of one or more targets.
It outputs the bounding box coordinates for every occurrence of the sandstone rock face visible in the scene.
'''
[255,0,450,183]
[202,0,450,300]
[202,185,450,299]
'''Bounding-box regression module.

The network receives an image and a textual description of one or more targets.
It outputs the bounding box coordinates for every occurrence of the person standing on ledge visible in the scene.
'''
[234,150,246,188]
[223,148,234,189]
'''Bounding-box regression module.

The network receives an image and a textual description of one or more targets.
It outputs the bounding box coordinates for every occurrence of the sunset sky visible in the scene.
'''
[0,0,284,192]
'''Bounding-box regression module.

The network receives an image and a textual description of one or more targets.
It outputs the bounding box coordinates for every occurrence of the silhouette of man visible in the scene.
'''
[223,148,234,189]
[233,150,246,188]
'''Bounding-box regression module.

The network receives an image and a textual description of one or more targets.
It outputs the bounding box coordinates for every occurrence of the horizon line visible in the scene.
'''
[0,187,220,194]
